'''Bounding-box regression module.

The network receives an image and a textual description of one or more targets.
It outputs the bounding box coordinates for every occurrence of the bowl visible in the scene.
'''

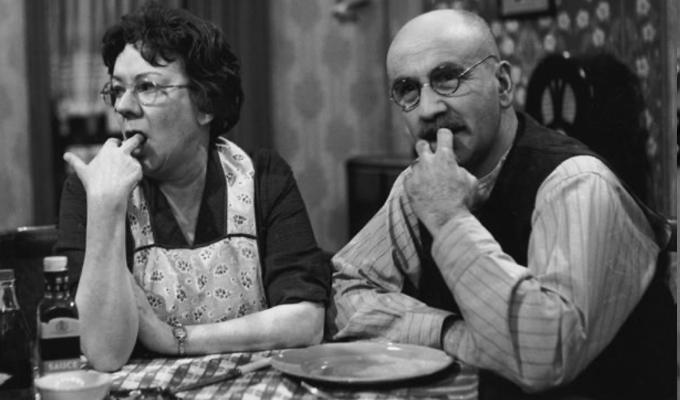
[34,370,112,400]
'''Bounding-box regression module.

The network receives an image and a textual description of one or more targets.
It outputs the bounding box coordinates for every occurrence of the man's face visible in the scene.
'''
[387,36,502,176]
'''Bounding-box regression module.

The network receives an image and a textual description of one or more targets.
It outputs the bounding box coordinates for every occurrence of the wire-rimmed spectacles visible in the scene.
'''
[100,81,190,107]
[389,54,498,112]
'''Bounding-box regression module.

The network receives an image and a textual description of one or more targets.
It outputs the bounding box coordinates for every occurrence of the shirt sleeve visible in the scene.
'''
[329,172,456,348]
[55,173,135,285]
[254,150,331,307]
[54,173,87,286]
[434,156,659,392]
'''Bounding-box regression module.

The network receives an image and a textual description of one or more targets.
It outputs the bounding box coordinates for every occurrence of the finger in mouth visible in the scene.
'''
[124,130,147,145]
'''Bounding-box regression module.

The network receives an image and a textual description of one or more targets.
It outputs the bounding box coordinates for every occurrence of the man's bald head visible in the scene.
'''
[385,9,517,178]
[387,9,498,75]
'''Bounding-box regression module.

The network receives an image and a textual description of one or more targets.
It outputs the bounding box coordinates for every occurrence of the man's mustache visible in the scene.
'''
[420,117,465,141]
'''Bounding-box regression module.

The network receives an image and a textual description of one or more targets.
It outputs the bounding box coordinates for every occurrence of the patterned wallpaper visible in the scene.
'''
[271,0,397,251]
[429,0,671,209]
[1,1,670,247]
[0,0,32,231]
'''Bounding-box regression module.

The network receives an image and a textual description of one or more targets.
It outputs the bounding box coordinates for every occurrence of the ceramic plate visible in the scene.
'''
[272,341,454,384]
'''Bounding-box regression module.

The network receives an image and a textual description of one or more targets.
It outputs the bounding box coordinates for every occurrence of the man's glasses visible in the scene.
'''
[100,81,190,107]
[390,54,498,112]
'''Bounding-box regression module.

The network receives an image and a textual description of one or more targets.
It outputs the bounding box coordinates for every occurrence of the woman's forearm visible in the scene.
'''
[75,200,138,371]
[185,302,324,355]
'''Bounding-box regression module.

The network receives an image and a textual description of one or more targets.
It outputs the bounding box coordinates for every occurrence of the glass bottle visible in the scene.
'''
[36,256,82,375]
[0,268,32,389]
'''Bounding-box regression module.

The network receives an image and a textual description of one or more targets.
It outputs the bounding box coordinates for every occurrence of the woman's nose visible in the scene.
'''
[114,89,142,117]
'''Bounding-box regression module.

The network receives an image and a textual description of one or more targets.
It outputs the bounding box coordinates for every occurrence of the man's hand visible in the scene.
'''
[63,134,144,209]
[404,129,478,235]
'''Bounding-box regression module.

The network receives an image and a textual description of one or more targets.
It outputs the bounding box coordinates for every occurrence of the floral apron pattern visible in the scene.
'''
[127,138,267,326]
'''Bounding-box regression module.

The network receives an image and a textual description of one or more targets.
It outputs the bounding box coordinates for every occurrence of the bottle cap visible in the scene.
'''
[43,256,68,272]
[0,269,14,281]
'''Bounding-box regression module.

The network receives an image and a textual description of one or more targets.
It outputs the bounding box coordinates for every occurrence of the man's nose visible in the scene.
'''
[416,84,447,118]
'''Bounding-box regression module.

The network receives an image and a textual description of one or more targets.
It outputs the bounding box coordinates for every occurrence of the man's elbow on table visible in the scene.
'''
[507,354,588,394]
[514,373,567,394]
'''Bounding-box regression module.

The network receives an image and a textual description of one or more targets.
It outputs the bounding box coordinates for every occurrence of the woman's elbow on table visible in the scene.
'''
[281,301,325,347]
[81,341,133,372]
[80,327,137,372]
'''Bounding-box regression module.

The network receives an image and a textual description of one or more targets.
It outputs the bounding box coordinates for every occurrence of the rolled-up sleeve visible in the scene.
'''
[435,156,659,391]
[329,173,456,348]
[254,150,331,307]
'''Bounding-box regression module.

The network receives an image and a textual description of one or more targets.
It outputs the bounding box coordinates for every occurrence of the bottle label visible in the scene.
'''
[40,317,79,339]
[41,358,83,374]
[38,317,83,375]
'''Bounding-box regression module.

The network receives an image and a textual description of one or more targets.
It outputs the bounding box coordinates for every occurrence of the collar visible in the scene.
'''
[471,145,511,209]
[469,113,522,209]
[139,147,226,247]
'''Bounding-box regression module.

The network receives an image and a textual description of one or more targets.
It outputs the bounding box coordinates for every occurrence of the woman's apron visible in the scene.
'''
[126,139,268,326]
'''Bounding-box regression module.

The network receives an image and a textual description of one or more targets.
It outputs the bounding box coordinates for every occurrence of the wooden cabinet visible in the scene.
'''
[346,155,411,237]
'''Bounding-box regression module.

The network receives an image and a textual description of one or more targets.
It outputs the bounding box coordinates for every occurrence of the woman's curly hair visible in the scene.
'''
[102,2,243,140]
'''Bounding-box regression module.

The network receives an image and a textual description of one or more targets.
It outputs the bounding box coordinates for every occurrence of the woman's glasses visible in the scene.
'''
[390,54,498,112]
[100,81,190,108]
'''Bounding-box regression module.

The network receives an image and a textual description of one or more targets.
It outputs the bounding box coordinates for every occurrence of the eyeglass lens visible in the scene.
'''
[391,63,464,110]
[101,82,161,107]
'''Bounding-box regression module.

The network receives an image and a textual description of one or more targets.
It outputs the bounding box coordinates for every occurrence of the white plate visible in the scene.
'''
[272,341,454,384]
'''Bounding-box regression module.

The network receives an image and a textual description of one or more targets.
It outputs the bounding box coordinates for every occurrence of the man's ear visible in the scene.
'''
[497,60,514,107]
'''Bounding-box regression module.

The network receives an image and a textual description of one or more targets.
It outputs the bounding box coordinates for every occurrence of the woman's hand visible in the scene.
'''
[63,134,145,209]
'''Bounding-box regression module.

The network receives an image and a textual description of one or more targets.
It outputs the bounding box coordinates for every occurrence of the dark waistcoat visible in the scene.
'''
[417,113,675,400]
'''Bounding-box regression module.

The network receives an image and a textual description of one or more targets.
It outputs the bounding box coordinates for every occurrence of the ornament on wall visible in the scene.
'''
[331,0,371,22]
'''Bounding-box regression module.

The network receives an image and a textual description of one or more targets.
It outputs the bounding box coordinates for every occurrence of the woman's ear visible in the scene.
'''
[197,112,214,126]
[497,60,514,107]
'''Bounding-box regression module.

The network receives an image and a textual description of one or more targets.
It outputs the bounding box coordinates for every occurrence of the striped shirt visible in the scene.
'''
[330,155,659,392]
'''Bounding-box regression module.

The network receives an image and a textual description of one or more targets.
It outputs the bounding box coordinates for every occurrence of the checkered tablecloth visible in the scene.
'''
[110,350,478,399]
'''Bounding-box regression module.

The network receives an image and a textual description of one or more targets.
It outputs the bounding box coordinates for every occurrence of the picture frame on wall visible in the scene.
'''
[497,0,555,19]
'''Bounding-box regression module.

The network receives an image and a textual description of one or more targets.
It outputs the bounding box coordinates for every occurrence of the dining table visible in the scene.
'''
[0,346,478,400]
[105,348,479,400]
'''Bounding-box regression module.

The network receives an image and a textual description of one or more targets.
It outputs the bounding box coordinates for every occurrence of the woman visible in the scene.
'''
[56,3,330,371]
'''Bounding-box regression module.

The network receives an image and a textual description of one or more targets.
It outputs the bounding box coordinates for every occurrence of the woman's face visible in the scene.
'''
[111,43,212,180]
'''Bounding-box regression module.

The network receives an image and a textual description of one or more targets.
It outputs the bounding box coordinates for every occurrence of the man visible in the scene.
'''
[328,9,675,399]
